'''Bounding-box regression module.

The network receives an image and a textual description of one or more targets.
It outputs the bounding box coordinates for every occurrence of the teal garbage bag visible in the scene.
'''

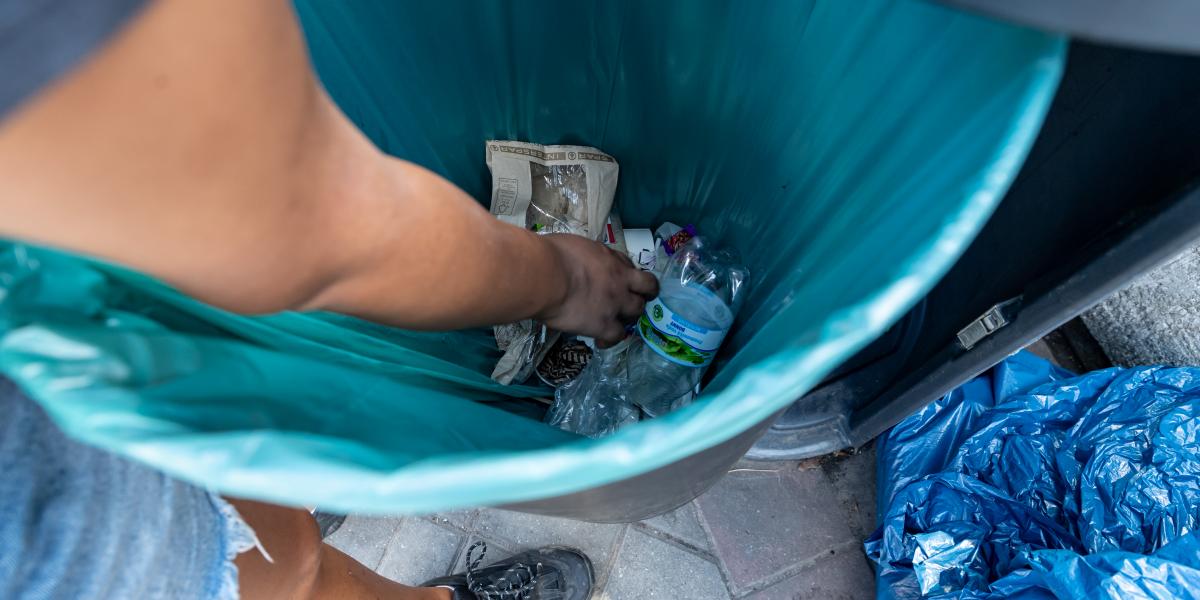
[0,0,1064,513]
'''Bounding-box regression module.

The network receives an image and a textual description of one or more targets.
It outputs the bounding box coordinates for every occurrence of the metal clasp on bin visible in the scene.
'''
[957,298,1021,350]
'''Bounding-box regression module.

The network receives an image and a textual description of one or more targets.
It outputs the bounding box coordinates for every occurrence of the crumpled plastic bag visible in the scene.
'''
[545,337,639,438]
[867,350,1200,599]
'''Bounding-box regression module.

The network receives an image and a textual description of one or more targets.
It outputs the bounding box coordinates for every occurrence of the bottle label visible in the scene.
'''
[637,296,728,367]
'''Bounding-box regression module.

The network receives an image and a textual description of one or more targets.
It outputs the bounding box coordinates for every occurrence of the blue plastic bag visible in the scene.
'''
[867,351,1200,599]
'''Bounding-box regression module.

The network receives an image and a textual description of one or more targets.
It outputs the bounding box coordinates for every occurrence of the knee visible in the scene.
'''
[230,499,323,600]
[288,509,324,598]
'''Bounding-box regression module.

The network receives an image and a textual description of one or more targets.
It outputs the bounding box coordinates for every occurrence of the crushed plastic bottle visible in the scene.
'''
[545,236,748,435]
[628,237,748,417]
[545,337,640,438]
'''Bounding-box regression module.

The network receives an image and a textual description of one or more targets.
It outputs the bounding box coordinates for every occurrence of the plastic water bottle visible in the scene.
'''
[628,237,748,416]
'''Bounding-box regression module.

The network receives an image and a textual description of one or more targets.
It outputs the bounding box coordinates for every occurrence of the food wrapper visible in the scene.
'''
[485,141,619,384]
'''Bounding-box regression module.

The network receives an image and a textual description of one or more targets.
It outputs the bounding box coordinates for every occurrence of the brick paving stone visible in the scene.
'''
[376,519,464,585]
[474,508,625,585]
[602,529,729,600]
[336,457,879,598]
[325,516,403,570]
[429,510,476,531]
[696,467,857,592]
[743,545,875,600]
[822,443,878,540]
[636,502,711,555]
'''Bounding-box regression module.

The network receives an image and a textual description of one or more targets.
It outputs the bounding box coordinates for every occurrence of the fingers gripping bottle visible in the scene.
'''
[629,237,748,417]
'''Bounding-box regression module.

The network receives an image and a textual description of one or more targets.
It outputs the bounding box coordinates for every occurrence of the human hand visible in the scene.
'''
[539,234,659,347]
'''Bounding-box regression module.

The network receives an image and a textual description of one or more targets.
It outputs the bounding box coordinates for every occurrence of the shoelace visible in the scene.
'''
[464,541,545,600]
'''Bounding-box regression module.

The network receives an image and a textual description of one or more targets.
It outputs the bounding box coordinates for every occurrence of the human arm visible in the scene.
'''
[0,0,655,344]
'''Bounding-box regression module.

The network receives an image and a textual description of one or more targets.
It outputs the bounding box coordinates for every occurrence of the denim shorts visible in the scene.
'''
[0,379,260,599]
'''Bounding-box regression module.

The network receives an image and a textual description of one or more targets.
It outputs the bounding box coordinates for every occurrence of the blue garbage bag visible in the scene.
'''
[867,351,1200,599]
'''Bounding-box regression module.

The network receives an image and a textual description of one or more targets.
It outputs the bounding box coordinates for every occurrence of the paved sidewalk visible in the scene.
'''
[327,444,877,599]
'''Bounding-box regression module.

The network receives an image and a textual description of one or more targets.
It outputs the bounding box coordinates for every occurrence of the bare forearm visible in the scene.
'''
[302,154,572,330]
[0,0,567,327]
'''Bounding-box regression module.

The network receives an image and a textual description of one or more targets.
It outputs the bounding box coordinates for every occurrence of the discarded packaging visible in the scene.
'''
[627,236,747,416]
[486,141,618,385]
[545,336,640,438]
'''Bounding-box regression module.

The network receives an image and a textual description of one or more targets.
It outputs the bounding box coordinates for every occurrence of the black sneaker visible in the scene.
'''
[421,541,594,600]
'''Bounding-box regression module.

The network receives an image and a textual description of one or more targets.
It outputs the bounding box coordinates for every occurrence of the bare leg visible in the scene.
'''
[229,498,451,600]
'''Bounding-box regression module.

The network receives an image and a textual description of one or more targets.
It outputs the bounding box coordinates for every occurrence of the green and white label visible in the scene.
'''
[637,296,728,367]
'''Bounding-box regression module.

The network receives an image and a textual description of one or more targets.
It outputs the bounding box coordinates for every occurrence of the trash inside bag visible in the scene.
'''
[546,234,747,437]
[536,337,593,388]
[546,337,640,438]
[628,235,748,416]
[486,141,619,385]
[867,350,1200,599]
